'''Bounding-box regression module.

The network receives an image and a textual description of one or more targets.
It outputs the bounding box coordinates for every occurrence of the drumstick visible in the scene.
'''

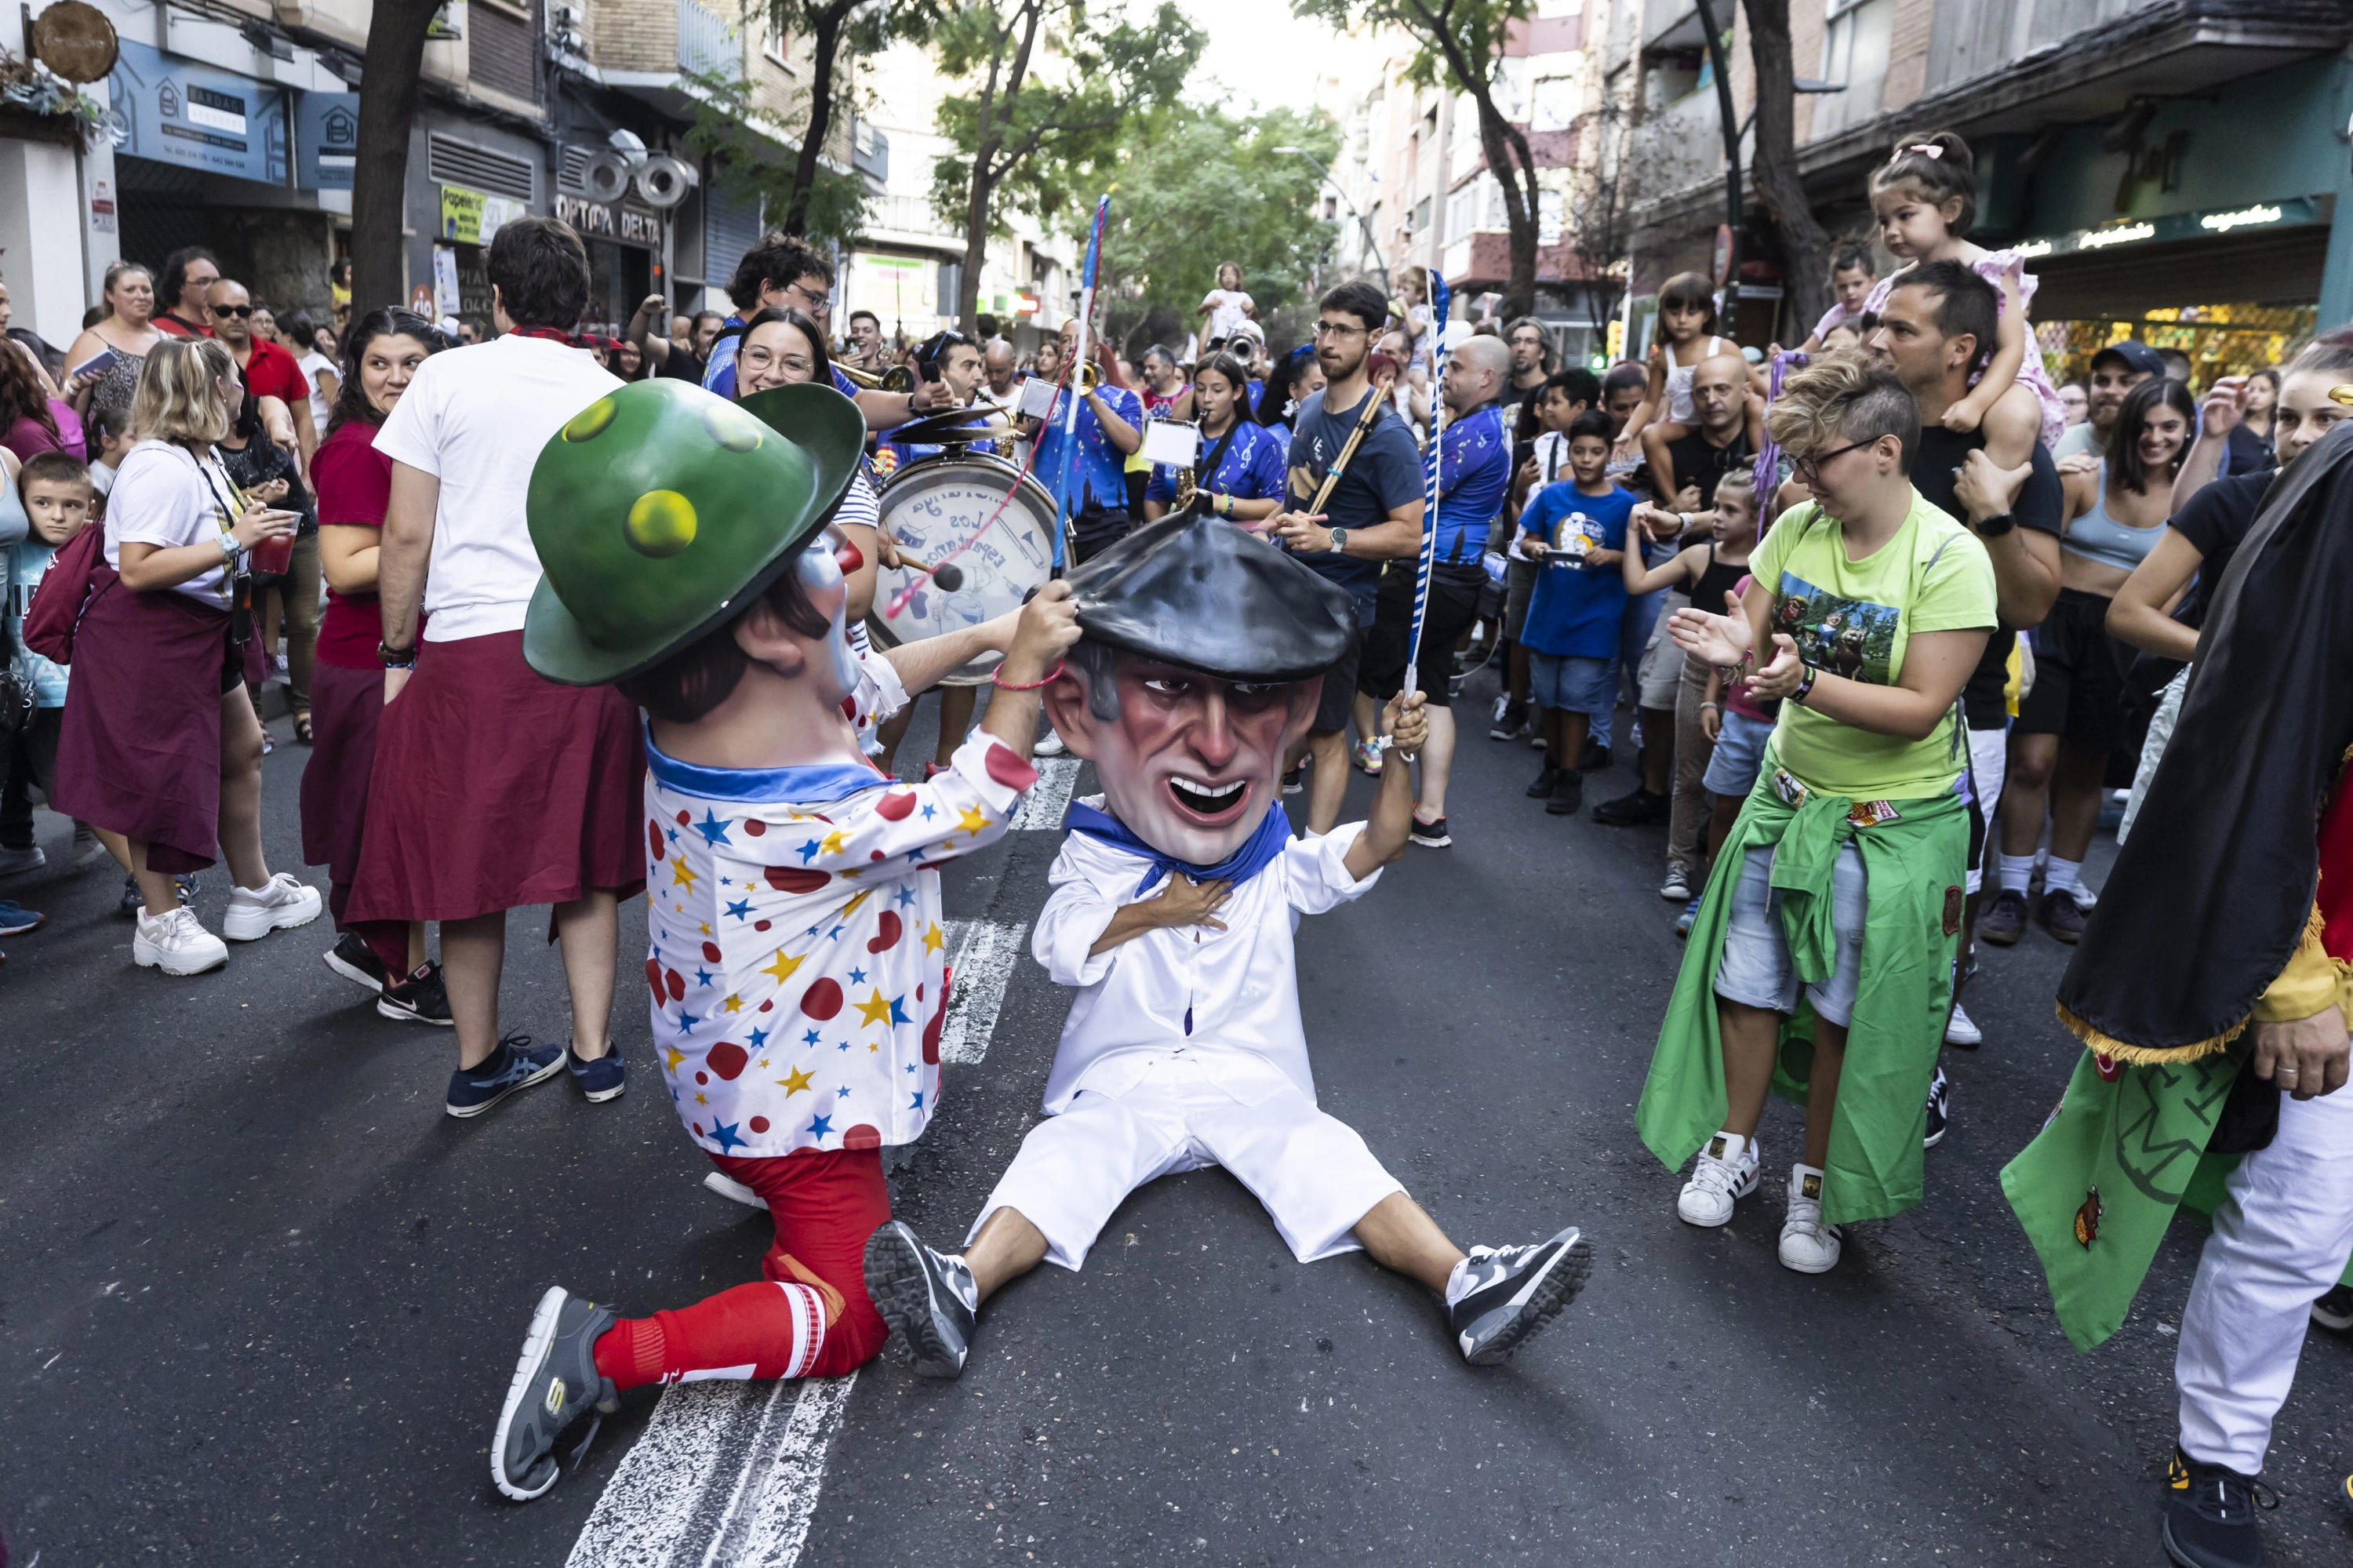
[886,550,966,591]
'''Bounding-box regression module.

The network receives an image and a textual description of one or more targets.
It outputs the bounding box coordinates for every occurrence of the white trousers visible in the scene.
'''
[970,1053,1405,1271]
[2118,667,2188,846]
[2175,1084,2353,1474]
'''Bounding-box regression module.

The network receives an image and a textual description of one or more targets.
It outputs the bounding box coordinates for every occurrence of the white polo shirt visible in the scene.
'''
[373,333,620,642]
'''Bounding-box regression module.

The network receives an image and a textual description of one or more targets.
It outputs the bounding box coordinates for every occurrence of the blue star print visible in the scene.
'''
[748,1025,769,1049]
[894,887,917,909]
[693,809,733,847]
[696,967,713,988]
[798,838,824,864]
[910,1091,925,1110]
[725,898,753,922]
[919,803,936,820]
[708,1119,747,1153]
[887,995,911,1025]
[802,1028,822,1046]
[849,966,867,985]
[807,1114,834,1140]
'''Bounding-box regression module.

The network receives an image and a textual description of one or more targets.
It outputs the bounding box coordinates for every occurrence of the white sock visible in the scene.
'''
[2044,857,2082,897]
[1998,853,2035,894]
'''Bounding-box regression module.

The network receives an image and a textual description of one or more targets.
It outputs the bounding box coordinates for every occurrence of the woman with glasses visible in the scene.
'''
[1640,354,1994,1276]
[701,234,941,433]
[1142,351,1283,523]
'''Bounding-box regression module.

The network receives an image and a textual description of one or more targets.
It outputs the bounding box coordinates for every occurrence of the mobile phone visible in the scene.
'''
[67,346,122,380]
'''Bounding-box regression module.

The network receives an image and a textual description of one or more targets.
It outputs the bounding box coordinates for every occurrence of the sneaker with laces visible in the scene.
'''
[864,1221,980,1378]
[1979,888,2029,947]
[133,905,228,974]
[1488,698,1529,741]
[324,930,391,994]
[2311,1283,2353,1332]
[1592,788,1672,826]
[1526,762,1561,799]
[2037,890,2086,944]
[71,823,108,868]
[446,1035,568,1118]
[1675,896,1700,939]
[569,1045,627,1102]
[221,873,323,941]
[0,843,45,877]
[490,1286,620,1503]
[1924,1066,1951,1149]
[1351,739,1384,775]
[1678,1130,1759,1226]
[1658,869,1693,902]
[0,899,42,937]
[379,962,455,1026]
[1031,730,1067,759]
[1409,814,1452,848]
[1944,1002,1983,1049]
[1447,1227,1591,1365]
[1544,768,1584,816]
[1778,1163,1843,1273]
[2162,1446,2272,1568]
[1280,767,1304,795]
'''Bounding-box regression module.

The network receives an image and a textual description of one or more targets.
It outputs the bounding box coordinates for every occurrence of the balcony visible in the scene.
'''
[677,0,738,77]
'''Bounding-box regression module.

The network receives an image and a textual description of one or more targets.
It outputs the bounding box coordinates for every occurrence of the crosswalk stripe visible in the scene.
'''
[1007,756,1080,831]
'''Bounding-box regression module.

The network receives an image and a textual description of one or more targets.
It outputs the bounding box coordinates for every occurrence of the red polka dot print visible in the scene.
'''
[867,911,902,954]
[707,1042,748,1080]
[801,977,843,1020]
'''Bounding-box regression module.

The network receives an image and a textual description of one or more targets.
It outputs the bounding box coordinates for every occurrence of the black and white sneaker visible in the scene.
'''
[491,1286,620,1502]
[323,930,392,994]
[1923,1065,1951,1149]
[1446,1226,1591,1366]
[864,1221,979,1378]
[380,961,455,1026]
[2162,1446,2273,1568]
[1409,815,1452,848]
[2312,1283,2353,1332]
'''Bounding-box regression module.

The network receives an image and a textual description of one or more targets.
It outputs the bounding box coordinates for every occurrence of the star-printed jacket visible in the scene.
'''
[643,719,1036,1160]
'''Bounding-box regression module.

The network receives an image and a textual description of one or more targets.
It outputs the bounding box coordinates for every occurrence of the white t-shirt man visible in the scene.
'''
[373,334,620,642]
[298,349,337,435]
[107,441,238,603]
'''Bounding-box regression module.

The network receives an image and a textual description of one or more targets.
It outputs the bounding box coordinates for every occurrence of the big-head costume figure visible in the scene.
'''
[861,511,1593,1377]
[484,377,1080,1502]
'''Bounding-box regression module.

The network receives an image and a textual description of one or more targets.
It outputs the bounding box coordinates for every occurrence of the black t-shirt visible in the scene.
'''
[1910,425,2065,729]
[1664,427,1754,508]
[1286,386,1425,612]
[2169,472,2269,630]
[2223,424,2274,481]
[656,346,706,383]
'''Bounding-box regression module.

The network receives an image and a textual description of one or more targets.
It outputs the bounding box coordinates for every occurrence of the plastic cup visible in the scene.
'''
[247,516,299,575]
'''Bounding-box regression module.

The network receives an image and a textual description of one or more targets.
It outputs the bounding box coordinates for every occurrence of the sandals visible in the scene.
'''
[293,713,314,745]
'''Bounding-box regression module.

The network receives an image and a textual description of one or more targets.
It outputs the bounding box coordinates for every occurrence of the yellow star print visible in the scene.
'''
[722,994,744,1013]
[922,922,944,955]
[853,987,895,1028]
[818,828,849,856]
[760,949,804,984]
[957,806,989,835]
[841,890,872,916]
[779,1065,816,1097]
[693,1091,708,1104]
[664,1045,686,1072]
[670,856,698,891]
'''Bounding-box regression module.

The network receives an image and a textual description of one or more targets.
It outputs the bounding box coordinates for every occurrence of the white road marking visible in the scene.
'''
[571,913,1031,1566]
[1008,757,1080,831]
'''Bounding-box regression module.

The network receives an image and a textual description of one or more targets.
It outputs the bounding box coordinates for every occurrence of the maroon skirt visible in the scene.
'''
[300,659,383,881]
[51,572,265,875]
[345,630,645,923]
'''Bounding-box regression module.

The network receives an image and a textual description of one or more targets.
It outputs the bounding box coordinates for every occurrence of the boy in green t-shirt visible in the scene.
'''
[1637,355,1995,1275]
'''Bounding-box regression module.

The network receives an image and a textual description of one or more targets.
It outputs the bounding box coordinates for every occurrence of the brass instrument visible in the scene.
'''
[1173,464,1198,509]
[835,358,916,394]
[1073,358,1100,393]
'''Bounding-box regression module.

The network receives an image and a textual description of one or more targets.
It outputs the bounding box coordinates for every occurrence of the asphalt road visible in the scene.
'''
[4,669,2351,1566]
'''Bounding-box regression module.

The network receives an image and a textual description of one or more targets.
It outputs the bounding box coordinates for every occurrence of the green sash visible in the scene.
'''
[1637,766,1967,1227]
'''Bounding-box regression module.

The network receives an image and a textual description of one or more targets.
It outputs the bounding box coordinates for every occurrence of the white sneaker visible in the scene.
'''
[1944,1002,1983,1047]
[134,905,228,975]
[1678,1130,1759,1227]
[1658,869,1693,902]
[1031,730,1067,758]
[222,873,324,941]
[703,1170,770,1210]
[1778,1163,1843,1273]
[0,844,44,876]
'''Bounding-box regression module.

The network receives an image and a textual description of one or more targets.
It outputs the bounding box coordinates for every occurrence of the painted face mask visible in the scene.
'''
[796,522,862,695]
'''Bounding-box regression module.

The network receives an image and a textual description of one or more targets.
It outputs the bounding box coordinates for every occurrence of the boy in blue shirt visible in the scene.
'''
[2,453,98,894]
[1512,410,1635,817]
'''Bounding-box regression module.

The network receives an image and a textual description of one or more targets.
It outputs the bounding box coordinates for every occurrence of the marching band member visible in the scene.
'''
[1140,351,1285,523]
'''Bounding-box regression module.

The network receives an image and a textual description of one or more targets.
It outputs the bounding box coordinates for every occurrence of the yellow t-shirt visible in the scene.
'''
[1748,492,1996,799]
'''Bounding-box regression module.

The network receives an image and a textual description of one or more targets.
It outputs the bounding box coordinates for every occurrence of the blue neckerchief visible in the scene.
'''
[644,726,885,805]
[1066,798,1293,897]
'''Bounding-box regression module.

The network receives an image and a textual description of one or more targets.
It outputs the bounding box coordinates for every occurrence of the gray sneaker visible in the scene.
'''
[492,1286,620,1502]
[2036,890,2086,944]
[864,1221,979,1378]
[1448,1226,1592,1365]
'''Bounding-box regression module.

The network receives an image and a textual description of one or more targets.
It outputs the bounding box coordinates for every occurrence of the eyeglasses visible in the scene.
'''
[1791,438,1873,484]
[1311,321,1368,340]
[739,345,813,377]
[211,304,255,318]
[784,280,831,315]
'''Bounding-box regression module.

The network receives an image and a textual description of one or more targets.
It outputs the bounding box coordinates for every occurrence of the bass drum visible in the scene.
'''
[868,451,1058,686]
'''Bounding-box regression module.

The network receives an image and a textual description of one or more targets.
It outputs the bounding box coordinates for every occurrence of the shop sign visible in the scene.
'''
[555,193,661,247]
[296,91,359,191]
[441,184,528,246]
[104,38,287,185]
[2013,197,2320,261]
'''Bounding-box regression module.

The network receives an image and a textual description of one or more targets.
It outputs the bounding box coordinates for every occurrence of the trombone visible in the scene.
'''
[835,359,916,394]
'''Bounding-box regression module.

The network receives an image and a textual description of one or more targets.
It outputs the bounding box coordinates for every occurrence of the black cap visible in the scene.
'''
[2089,339,2165,378]
[1065,512,1358,682]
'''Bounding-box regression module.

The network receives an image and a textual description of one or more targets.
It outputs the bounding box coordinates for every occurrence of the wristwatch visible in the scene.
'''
[1974,511,2017,538]
[1326,527,1349,555]
[378,640,419,670]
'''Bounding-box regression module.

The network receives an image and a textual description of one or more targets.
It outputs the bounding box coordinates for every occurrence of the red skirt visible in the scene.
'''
[345,630,645,923]
[50,572,264,875]
[300,660,384,882]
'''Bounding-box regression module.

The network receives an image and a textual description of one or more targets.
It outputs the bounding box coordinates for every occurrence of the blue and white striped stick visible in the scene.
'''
[1400,271,1451,704]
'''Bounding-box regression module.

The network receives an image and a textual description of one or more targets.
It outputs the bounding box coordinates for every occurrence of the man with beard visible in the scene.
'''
[2053,339,2162,463]
[861,514,1592,1376]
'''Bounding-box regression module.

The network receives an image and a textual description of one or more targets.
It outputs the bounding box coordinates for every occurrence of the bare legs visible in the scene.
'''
[1717,998,1849,1167]
[442,890,619,1071]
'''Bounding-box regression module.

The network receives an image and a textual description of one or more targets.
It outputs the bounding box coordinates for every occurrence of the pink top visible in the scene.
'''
[1862,253,2066,451]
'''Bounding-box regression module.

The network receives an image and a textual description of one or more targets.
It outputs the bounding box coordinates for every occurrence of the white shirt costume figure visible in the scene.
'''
[858,514,1594,1384]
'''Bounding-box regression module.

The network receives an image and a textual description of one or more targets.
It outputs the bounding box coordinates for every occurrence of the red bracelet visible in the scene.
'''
[991,659,1064,691]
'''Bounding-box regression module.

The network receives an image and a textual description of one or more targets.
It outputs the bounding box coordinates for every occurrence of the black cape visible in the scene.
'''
[2056,422,2353,1060]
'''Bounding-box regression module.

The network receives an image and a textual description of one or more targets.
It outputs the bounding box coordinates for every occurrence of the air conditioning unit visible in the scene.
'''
[634,155,698,209]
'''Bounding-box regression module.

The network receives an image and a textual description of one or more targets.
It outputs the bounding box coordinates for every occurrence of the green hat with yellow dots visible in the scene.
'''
[523,377,867,686]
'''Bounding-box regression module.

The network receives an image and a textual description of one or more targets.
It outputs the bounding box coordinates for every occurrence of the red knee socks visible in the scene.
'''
[592,1281,829,1390]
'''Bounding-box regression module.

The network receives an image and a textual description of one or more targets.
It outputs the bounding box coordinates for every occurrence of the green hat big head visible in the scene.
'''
[524,379,867,686]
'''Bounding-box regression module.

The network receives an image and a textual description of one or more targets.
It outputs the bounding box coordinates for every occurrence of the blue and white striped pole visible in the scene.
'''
[1400,271,1451,702]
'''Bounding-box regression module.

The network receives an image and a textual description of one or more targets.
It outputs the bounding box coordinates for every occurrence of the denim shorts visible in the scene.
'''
[1711,841,1867,1026]
[1702,709,1774,798]
[1528,653,1614,715]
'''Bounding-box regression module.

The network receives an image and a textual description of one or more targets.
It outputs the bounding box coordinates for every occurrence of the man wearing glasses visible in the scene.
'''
[700,234,942,430]
[1265,282,1427,835]
[209,277,317,469]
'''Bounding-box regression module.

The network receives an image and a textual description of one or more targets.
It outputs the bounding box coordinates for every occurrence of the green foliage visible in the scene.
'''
[1093,105,1340,354]
[928,0,1205,239]
[678,68,873,247]
[1291,0,1528,110]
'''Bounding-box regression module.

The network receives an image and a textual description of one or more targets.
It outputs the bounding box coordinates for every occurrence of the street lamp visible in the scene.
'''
[1274,145,1391,295]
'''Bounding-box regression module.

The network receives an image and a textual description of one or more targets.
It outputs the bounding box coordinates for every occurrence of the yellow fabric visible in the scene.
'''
[2250,901,2353,1025]
[2003,638,2023,717]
